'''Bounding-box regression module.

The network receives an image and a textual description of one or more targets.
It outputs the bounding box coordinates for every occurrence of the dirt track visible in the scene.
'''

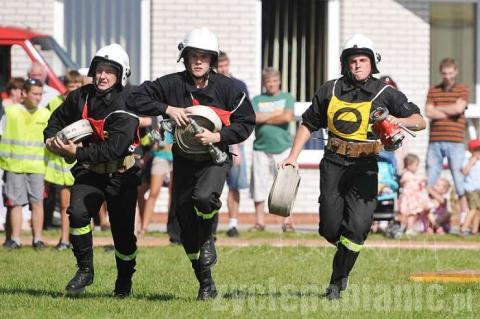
[18,236,480,250]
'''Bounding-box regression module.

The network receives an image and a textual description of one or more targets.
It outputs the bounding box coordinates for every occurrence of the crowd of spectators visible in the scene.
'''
[377,58,480,237]
[1,55,479,250]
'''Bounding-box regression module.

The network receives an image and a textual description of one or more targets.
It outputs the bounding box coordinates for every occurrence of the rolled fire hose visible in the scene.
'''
[268,165,301,217]
[55,119,94,163]
[56,119,94,143]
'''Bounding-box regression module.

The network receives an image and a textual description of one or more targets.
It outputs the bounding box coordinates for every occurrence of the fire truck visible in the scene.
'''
[0,26,78,97]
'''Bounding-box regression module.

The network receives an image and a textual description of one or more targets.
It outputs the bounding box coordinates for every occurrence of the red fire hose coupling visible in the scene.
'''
[370,107,405,151]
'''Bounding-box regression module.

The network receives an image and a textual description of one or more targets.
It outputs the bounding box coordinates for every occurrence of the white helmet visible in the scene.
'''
[88,43,131,86]
[177,27,219,64]
[340,34,381,74]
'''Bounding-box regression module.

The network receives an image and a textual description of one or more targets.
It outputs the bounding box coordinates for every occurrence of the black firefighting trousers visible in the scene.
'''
[319,151,378,289]
[67,171,139,278]
[171,152,231,271]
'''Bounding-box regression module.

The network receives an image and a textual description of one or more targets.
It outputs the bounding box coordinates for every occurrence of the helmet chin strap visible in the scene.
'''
[345,70,371,86]
[94,81,122,96]
[186,64,211,87]
[94,83,115,95]
[342,53,375,85]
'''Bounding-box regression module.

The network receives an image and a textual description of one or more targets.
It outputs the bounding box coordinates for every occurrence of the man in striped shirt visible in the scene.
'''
[425,57,470,231]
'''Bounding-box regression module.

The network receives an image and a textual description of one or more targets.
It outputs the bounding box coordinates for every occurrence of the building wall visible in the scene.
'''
[201,0,432,216]
[0,0,450,215]
[150,0,261,97]
[150,0,262,215]
[0,0,55,34]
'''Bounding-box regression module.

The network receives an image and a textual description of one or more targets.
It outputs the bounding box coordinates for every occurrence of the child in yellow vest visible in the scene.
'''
[45,70,83,250]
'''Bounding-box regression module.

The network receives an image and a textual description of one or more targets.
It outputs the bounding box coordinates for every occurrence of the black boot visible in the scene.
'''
[114,257,136,298]
[323,243,359,300]
[200,236,217,266]
[114,278,132,298]
[322,284,341,300]
[191,236,218,300]
[65,264,94,296]
[193,262,217,300]
[66,232,94,296]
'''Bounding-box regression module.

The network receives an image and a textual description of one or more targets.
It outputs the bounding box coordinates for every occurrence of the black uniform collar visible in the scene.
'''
[340,76,377,95]
[184,70,219,106]
[96,85,122,106]
[184,70,217,91]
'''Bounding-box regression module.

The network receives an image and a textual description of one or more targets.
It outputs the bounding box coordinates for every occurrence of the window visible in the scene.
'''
[262,0,328,155]
[63,0,142,85]
[430,2,476,103]
[262,0,328,102]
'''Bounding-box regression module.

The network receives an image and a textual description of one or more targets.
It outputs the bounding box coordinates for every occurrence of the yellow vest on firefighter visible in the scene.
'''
[327,79,389,141]
[0,104,50,174]
[44,95,75,186]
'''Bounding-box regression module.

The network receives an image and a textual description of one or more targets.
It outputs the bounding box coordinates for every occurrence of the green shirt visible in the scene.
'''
[252,91,295,153]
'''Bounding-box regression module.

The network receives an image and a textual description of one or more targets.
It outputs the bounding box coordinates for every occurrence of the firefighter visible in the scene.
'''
[127,27,255,300]
[44,43,140,297]
[280,34,426,299]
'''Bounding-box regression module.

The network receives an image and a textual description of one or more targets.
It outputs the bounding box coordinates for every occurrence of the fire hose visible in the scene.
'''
[160,118,228,164]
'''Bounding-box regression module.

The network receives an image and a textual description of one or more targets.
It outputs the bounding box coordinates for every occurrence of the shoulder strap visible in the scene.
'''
[104,110,140,121]
[332,79,339,98]
[190,92,201,106]
[230,92,246,114]
[371,85,392,102]
[81,94,89,119]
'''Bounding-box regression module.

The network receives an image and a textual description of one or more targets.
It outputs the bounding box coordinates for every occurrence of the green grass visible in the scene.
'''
[0,245,479,318]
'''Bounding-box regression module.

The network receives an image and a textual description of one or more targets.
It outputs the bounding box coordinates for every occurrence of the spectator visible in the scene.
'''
[398,154,430,235]
[0,79,8,231]
[2,77,25,107]
[134,118,178,244]
[0,79,49,250]
[44,70,83,250]
[78,67,93,86]
[217,51,250,237]
[459,139,480,235]
[425,58,470,233]
[425,177,451,234]
[136,119,155,233]
[134,116,177,242]
[93,202,110,231]
[27,61,60,108]
[137,119,173,238]
[250,67,295,232]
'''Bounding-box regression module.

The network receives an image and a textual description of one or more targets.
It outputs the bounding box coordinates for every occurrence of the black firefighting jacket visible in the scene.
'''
[126,70,255,149]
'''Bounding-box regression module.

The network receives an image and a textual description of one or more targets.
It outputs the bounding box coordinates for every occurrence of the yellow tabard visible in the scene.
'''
[327,95,372,141]
[327,80,389,141]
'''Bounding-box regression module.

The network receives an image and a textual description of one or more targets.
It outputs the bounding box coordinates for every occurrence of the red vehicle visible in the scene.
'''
[0,26,78,97]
